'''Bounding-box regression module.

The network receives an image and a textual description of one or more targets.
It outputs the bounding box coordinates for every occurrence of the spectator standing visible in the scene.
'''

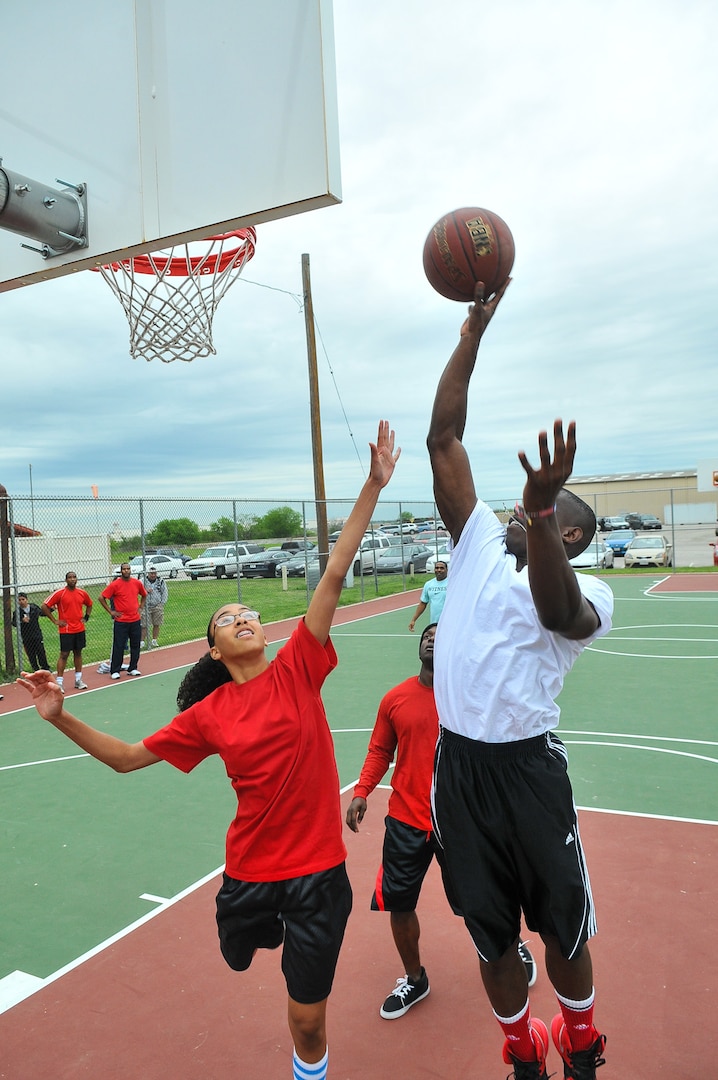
[98,563,147,678]
[41,572,92,691]
[347,623,535,1022]
[141,566,168,648]
[407,560,448,631]
[13,593,51,671]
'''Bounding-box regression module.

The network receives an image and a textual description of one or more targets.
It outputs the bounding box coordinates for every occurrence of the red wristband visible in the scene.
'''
[515,502,557,526]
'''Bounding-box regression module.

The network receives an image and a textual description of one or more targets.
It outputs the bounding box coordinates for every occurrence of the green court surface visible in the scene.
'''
[2,577,717,989]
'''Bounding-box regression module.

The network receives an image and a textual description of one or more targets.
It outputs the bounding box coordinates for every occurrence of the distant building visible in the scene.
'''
[567,469,716,525]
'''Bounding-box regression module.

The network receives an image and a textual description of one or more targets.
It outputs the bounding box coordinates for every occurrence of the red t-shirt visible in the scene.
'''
[143,619,345,882]
[101,577,147,621]
[353,676,438,832]
[43,587,92,633]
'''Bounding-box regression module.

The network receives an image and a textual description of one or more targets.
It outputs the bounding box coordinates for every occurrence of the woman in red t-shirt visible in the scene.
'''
[18,421,400,1080]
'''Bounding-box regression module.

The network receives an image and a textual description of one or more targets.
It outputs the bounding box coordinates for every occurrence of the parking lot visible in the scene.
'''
[608,523,716,569]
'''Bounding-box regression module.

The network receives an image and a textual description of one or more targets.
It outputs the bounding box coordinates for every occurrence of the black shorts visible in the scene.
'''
[58,631,86,652]
[371,815,461,915]
[215,862,352,1005]
[432,728,596,962]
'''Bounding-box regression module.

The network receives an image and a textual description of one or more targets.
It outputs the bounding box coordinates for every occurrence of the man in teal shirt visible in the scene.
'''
[408,560,448,631]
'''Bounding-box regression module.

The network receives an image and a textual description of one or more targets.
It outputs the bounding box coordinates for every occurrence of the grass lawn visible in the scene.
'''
[2,572,421,680]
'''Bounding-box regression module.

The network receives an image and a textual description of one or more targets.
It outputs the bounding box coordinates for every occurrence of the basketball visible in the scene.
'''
[422,207,515,302]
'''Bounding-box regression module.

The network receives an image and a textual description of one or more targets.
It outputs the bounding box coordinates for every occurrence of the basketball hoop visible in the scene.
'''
[95,228,256,363]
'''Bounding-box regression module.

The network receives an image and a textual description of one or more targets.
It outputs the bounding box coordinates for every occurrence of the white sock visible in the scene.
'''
[292,1046,328,1080]
[56,676,64,685]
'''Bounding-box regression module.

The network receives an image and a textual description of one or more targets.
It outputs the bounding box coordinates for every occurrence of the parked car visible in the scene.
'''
[604,529,636,557]
[638,514,663,530]
[145,546,192,564]
[353,534,393,575]
[425,546,452,574]
[185,542,264,579]
[374,544,432,574]
[569,542,614,570]
[112,553,184,579]
[238,549,295,578]
[624,535,673,568]
[280,540,316,553]
[601,516,630,531]
[330,532,393,575]
[278,551,322,578]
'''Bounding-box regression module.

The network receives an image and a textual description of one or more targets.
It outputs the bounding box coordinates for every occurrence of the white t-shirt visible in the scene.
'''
[434,500,613,742]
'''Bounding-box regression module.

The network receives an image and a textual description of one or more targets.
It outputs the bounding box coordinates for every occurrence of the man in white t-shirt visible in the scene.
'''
[426,280,612,1080]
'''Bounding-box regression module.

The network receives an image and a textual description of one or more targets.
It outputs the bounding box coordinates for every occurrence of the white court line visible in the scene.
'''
[0,865,223,1015]
[1,753,89,771]
[564,739,718,766]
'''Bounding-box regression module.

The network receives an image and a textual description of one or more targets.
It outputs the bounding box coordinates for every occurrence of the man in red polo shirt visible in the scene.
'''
[42,571,93,692]
[98,563,147,679]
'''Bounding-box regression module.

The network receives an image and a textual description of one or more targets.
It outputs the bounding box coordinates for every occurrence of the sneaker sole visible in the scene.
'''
[379,984,430,1019]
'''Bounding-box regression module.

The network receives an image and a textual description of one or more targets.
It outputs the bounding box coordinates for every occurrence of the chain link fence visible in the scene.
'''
[0,494,444,677]
[2,488,715,678]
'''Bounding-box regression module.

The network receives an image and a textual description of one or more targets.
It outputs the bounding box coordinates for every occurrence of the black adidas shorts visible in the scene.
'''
[215,862,352,1004]
[371,815,462,915]
[432,728,596,962]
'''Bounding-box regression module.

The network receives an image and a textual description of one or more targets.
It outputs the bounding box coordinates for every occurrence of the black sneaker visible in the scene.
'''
[379,967,430,1019]
[518,940,538,987]
[552,1015,606,1079]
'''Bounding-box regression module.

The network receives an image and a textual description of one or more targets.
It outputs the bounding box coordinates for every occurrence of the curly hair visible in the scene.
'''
[176,612,232,711]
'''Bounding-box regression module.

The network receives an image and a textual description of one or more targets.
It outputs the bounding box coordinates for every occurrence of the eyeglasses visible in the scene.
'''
[213,609,261,629]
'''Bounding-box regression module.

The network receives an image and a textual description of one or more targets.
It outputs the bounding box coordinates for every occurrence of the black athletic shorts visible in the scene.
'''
[432,728,596,962]
[215,862,352,1005]
[59,631,86,652]
[371,815,461,915]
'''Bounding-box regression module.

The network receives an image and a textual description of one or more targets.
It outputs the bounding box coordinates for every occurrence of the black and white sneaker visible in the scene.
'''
[518,941,537,988]
[379,968,430,1019]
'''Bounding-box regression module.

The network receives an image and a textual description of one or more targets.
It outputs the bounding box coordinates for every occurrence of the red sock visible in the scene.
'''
[556,990,597,1052]
[495,1000,536,1061]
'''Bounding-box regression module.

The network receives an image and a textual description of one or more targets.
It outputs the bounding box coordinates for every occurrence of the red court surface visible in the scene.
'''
[648,572,718,593]
[1,786,714,1079]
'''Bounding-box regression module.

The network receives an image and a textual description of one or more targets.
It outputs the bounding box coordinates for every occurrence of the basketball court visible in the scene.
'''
[1,6,716,1077]
[1,578,717,1078]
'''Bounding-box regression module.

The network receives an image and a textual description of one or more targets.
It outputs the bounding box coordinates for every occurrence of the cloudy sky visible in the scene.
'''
[2,0,717,513]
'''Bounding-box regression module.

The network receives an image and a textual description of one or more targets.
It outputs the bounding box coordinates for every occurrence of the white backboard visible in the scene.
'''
[0,0,340,292]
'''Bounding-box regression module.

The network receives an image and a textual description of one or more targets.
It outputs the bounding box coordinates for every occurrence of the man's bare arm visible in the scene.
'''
[427,280,510,544]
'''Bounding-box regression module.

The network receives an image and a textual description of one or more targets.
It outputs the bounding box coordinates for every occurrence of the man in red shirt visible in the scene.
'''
[98,563,147,678]
[347,624,536,1020]
[42,572,93,691]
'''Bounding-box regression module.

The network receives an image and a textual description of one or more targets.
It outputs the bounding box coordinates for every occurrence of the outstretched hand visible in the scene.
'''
[16,669,65,722]
[518,420,577,510]
[459,278,512,340]
[368,419,401,489]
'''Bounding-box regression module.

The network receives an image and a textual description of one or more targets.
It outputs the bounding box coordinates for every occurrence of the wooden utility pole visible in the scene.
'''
[302,254,329,571]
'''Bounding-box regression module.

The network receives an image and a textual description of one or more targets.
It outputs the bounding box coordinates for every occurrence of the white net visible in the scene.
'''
[96,228,256,363]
